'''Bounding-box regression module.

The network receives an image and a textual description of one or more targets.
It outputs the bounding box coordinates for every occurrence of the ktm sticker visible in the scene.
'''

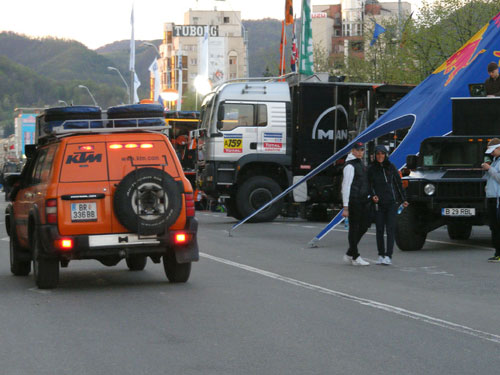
[223,134,243,153]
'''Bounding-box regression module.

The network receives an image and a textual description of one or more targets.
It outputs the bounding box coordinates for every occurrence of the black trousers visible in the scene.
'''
[375,202,398,258]
[487,198,500,257]
[347,201,371,259]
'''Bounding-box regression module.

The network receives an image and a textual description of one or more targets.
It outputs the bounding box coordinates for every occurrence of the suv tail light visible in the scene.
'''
[185,193,195,217]
[46,199,57,224]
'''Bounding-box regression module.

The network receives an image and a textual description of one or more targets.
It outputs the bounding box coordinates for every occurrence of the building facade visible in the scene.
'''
[158,8,248,102]
[312,0,411,62]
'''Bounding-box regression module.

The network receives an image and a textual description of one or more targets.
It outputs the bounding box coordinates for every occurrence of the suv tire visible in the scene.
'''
[236,176,283,223]
[10,231,31,276]
[395,205,427,251]
[114,168,182,235]
[32,229,59,289]
[126,255,147,271]
[163,250,191,283]
[447,223,472,240]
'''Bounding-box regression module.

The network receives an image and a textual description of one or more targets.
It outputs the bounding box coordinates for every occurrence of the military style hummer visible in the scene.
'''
[396,97,500,251]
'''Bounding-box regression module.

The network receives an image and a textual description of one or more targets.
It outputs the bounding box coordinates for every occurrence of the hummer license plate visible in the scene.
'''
[71,202,97,222]
[441,208,475,217]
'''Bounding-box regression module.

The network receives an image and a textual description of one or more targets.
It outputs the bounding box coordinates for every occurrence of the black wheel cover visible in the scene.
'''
[114,168,182,235]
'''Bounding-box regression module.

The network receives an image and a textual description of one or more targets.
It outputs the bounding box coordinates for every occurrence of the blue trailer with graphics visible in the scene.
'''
[196,78,413,222]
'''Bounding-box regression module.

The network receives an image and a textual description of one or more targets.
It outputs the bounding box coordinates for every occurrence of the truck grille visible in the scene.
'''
[436,181,485,198]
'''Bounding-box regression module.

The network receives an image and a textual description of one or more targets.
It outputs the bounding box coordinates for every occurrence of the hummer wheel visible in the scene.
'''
[395,205,427,251]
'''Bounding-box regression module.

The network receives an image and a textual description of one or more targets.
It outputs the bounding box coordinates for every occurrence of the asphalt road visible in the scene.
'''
[1,201,500,375]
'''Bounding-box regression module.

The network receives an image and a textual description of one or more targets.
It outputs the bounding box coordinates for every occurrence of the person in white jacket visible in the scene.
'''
[481,137,500,262]
[341,142,371,266]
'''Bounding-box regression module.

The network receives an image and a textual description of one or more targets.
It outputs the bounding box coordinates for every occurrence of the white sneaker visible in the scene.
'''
[343,254,353,264]
[376,256,385,265]
[352,256,370,266]
[383,256,392,265]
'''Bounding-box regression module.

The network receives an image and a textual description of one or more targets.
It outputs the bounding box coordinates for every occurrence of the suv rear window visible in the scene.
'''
[60,142,108,182]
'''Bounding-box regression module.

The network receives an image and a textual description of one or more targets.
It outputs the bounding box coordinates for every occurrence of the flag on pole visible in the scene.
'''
[133,72,141,104]
[279,20,287,76]
[198,26,209,77]
[291,19,298,72]
[400,12,414,48]
[299,0,314,75]
[370,22,386,46]
[285,0,293,25]
[148,58,161,103]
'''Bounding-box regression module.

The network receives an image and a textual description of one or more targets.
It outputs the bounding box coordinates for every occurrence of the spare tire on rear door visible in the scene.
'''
[113,168,182,235]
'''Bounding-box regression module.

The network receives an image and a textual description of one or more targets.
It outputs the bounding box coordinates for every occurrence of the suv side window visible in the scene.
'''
[40,146,56,183]
[30,149,48,185]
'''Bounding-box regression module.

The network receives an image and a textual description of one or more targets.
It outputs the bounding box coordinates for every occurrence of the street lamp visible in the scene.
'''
[107,66,131,104]
[142,42,161,57]
[58,100,68,106]
[78,85,98,106]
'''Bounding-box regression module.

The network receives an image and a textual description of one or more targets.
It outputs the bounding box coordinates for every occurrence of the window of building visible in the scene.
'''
[193,17,199,25]
[224,16,230,24]
[351,41,363,52]
[190,58,197,65]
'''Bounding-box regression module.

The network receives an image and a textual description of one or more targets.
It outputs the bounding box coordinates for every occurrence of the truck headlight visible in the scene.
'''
[424,183,435,196]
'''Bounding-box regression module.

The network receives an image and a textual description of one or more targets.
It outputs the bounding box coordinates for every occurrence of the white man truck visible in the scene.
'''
[196,77,413,222]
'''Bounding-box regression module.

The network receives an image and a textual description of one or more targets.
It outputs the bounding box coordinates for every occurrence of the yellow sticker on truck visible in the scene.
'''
[224,134,243,153]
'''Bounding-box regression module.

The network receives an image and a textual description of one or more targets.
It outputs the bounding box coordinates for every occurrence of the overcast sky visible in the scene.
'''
[0,0,427,49]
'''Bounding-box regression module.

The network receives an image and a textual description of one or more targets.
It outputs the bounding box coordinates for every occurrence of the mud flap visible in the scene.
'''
[174,218,199,264]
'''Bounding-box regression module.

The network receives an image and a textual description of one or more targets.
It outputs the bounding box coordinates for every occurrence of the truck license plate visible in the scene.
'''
[71,202,97,222]
[441,208,475,217]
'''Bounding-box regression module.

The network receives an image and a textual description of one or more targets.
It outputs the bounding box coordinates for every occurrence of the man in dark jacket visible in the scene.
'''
[368,145,408,265]
[341,142,371,266]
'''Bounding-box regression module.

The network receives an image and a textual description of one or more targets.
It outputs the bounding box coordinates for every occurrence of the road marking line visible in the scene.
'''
[201,252,500,345]
[28,287,51,294]
[1,237,9,241]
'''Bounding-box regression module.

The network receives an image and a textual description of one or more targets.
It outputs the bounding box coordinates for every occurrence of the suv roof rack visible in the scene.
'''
[37,117,170,139]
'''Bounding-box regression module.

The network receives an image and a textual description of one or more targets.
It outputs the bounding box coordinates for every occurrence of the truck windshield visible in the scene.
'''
[420,140,481,167]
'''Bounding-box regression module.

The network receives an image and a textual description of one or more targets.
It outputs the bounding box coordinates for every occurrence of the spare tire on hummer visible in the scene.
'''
[113,168,182,235]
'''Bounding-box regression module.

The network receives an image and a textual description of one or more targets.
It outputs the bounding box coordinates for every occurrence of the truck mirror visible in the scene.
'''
[217,105,225,122]
[25,144,36,159]
[406,155,418,170]
[217,106,225,131]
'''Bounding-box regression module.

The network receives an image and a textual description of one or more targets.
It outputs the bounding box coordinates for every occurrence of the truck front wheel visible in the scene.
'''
[447,223,472,240]
[236,176,283,222]
[395,205,427,251]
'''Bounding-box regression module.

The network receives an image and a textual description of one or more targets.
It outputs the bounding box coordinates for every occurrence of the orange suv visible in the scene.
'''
[5,104,198,289]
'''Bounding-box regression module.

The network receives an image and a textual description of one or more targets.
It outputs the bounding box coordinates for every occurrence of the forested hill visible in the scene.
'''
[0,19,285,135]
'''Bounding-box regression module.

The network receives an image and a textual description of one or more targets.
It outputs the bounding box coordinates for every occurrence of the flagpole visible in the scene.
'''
[130,4,135,104]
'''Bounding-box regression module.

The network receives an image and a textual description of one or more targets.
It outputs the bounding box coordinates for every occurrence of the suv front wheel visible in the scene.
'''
[32,228,59,289]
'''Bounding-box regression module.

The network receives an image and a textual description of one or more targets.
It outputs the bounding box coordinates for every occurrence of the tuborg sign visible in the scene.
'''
[173,25,219,37]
